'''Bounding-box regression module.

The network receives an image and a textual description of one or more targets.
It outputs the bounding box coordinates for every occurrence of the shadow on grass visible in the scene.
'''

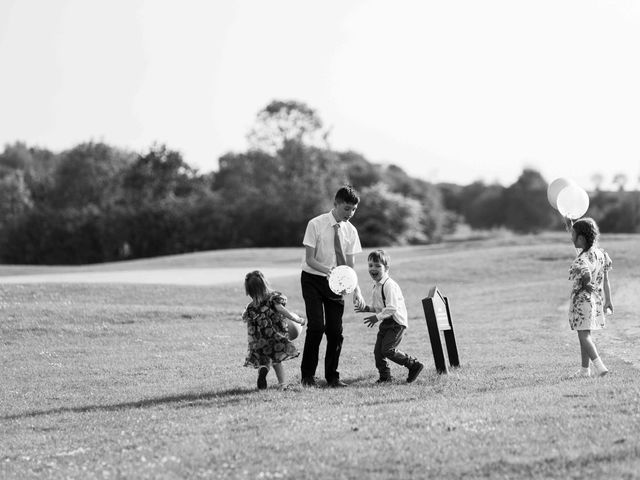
[1,386,260,420]
[2,374,426,420]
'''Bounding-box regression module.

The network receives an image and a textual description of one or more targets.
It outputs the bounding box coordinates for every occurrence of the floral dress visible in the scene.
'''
[243,291,300,368]
[568,247,612,331]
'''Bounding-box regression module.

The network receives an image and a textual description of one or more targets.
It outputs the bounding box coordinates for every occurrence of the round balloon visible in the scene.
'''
[287,319,302,340]
[328,265,358,295]
[547,177,574,210]
[556,184,589,219]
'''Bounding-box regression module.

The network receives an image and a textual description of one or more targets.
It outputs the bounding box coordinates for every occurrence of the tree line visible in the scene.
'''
[1,100,638,265]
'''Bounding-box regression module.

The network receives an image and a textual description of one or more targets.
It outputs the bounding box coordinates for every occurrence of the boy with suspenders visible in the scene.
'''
[354,249,425,383]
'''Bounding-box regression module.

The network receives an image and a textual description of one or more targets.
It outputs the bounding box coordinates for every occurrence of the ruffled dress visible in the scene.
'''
[243,291,300,368]
[568,247,612,331]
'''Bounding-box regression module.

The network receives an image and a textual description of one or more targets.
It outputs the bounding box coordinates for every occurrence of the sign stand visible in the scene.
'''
[421,286,460,374]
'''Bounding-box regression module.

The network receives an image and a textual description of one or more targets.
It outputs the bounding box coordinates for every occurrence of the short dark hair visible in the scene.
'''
[572,217,600,251]
[368,249,390,268]
[335,185,360,205]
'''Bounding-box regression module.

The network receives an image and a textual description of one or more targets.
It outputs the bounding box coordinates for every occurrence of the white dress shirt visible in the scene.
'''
[301,212,362,276]
[370,273,408,328]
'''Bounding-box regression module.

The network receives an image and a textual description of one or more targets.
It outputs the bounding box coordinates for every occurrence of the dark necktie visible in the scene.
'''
[333,224,346,266]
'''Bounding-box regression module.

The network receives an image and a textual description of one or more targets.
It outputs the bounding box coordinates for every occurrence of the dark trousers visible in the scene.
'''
[300,271,345,382]
[374,318,414,379]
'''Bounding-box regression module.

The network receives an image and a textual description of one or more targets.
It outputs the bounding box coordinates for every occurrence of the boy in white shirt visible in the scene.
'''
[300,185,362,387]
[354,249,424,383]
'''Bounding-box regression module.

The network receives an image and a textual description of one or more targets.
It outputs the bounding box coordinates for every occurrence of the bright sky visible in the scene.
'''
[1,0,639,189]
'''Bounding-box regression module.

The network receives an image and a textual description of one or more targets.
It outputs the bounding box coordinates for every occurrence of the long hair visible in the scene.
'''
[244,270,270,303]
[572,217,600,252]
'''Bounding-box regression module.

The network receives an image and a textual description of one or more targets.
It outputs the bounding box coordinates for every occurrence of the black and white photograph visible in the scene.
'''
[2,1,640,478]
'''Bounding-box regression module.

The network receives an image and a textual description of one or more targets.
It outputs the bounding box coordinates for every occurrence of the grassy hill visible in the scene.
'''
[1,233,639,479]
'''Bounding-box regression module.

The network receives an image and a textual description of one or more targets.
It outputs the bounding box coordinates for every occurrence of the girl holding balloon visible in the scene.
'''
[548,178,613,377]
[566,217,614,377]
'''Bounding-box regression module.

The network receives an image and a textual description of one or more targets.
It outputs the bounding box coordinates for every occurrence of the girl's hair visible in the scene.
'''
[572,217,600,251]
[335,185,360,205]
[244,270,269,302]
[368,249,390,268]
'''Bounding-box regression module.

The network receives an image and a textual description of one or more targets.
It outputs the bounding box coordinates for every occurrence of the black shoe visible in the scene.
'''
[376,377,393,384]
[257,367,268,390]
[407,362,424,383]
[327,379,348,388]
[301,376,317,387]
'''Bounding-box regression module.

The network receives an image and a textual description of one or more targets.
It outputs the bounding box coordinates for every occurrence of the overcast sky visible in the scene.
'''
[1,0,639,189]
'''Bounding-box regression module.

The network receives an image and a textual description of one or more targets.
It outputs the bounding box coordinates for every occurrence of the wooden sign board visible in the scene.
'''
[422,286,460,374]
[429,286,451,331]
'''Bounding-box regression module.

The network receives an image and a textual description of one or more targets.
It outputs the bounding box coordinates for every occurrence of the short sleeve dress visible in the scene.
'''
[568,247,612,331]
[243,291,300,368]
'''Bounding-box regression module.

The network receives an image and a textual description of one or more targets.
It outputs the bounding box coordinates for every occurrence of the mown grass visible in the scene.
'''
[1,234,640,479]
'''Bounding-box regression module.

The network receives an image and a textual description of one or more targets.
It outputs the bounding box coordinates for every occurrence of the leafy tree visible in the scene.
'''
[118,144,202,205]
[0,170,33,221]
[613,173,628,192]
[1,206,104,264]
[591,173,604,192]
[338,150,382,188]
[0,142,58,205]
[0,142,33,170]
[460,182,506,229]
[368,163,447,241]
[597,191,640,233]
[354,183,427,246]
[214,142,346,247]
[246,100,329,154]
[503,168,555,233]
[48,142,135,209]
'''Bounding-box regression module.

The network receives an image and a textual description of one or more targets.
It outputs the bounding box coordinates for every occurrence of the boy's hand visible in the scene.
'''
[354,303,369,313]
[353,288,367,312]
[364,315,378,328]
[353,298,368,313]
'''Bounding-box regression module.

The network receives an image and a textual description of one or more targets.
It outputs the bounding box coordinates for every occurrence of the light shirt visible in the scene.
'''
[370,273,408,328]
[301,211,362,276]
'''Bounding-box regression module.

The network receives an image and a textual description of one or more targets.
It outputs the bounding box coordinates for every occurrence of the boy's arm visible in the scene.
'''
[353,285,370,312]
[346,253,355,269]
[305,245,332,275]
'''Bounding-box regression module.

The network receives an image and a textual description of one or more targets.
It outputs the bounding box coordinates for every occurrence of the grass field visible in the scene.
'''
[2,233,640,479]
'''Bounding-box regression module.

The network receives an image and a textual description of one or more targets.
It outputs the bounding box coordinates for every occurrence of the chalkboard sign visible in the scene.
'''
[422,286,460,374]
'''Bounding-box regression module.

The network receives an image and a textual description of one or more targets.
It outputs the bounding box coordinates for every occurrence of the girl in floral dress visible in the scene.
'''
[567,217,614,377]
[243,271,305,389]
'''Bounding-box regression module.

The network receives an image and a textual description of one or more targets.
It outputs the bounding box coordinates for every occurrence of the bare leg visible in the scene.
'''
[273,363,286,385]
[578,332,591,368]
[578,330,599,366]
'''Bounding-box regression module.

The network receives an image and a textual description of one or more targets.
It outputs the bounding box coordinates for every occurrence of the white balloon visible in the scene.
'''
[547,177,575,210]
[556,184,589,219]
[328,265,359,295]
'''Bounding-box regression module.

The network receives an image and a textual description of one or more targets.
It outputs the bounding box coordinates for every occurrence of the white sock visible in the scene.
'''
[581,366,591,376]
[592,357,608,374]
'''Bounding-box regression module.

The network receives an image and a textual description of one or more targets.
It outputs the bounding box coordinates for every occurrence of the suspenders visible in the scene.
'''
[380,278,389,307]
